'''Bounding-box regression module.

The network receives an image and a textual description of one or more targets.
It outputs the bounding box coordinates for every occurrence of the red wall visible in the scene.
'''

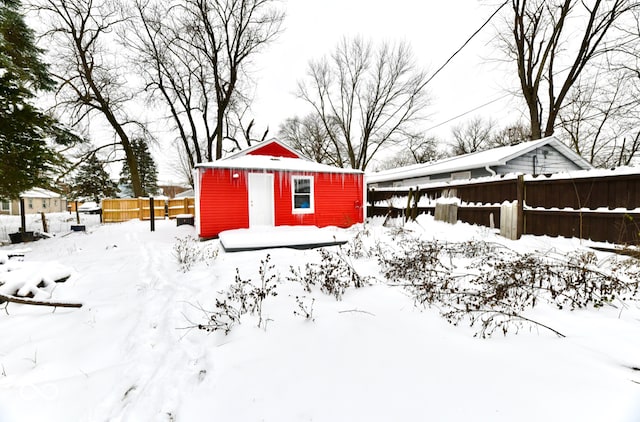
[197,168,363,238]
[198,168,250,238]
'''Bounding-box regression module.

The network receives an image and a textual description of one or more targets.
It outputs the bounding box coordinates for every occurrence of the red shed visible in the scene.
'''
[194,139,365,239]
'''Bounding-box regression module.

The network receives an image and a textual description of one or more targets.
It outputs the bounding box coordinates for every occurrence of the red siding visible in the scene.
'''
[247,142,299,158]
[273,172,363,228]
[198,167,364,238]
[198,168,249,238]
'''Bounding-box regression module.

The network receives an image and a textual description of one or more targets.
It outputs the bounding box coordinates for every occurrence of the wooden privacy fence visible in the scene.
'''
[102,198,195,223]
[367,170,640,244]
[167,198,195,219]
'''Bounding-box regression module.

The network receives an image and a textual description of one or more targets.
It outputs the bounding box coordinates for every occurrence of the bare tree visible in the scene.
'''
[450,116,495,155]
[223,105,270,153]
[297,37,429,171]
[278,114,342,166]
[376,135,445,170]
[33,0,144,197]
[125,0,284,169]
[490,121,531,147]
[559,69,640,167]
[499,0,639,140]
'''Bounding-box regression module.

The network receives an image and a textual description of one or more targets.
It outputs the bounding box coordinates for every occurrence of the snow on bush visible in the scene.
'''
[173,235,219,272]
[379,230,640,337]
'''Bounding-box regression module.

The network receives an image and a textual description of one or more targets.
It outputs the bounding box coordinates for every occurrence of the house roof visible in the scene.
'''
[174,188,194,198]
[196,154,363,174]
[20,188,62,199]
[367,136,593,184]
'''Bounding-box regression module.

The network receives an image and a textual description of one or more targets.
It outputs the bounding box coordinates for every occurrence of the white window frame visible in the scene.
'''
[291,175,314,214]
[0,200,10,212]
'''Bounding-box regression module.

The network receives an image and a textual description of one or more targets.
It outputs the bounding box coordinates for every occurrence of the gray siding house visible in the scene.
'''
[367,136,593,188]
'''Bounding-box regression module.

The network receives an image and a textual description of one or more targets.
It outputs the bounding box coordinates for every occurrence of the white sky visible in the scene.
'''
[158,0,526,182]
[250,1,521,139]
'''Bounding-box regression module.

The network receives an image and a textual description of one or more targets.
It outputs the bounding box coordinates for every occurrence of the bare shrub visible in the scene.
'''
[288,248,368,301]
[378,237,640,338]
[197,255,278,333]
[173,236,218,272]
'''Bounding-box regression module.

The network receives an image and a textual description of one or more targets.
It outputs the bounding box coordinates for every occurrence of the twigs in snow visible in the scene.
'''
[338,309,376,317]
[0,293,83,308]
[378,236,640,338]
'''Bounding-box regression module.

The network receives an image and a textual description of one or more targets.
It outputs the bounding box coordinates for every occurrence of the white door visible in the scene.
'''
[247,173,274,227]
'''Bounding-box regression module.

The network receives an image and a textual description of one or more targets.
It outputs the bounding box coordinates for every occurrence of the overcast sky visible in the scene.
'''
[159,0,524,182]
[250,1,520,139]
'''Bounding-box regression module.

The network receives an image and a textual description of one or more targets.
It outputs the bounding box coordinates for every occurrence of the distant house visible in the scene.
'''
[0,188,68,215]
[158,184,191,199]
[174,189,194,199]
[367,136,593,188]
[194,139,365,239]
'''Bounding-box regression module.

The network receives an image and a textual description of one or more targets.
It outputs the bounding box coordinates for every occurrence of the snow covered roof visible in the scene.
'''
[174,189,194,198]
[367,136,593,184]
[20,188,62,199]
[196,154,363,174]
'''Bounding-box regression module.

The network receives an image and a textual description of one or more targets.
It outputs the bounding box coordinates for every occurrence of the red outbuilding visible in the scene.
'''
[194,139,365,239]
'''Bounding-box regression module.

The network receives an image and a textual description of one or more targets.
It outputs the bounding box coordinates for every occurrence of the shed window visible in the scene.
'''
[292,176,314,214]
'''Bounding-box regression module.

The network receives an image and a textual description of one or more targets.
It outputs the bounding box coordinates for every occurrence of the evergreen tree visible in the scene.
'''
[0,0,79,199]
[119,138,158,197]
[72,154,118,202]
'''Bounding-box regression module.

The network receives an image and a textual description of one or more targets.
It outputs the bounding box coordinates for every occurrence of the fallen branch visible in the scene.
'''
[338,309,376,316]
[0,293,82,308]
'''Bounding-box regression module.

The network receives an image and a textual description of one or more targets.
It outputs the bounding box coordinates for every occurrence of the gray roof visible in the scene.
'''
[367,136,593,184]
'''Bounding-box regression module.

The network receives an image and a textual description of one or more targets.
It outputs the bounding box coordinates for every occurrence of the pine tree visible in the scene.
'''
[72,155,118,202]
[0,0,79,199]
[119,138,159,197]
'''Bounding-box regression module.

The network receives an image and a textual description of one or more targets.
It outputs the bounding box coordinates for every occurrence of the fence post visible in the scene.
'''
[149,197,155,232]
[405,188,413,222]
[516,175,524,239]
[20,197,26,233]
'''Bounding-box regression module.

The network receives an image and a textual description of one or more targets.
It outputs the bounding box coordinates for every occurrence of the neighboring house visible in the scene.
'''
[368,136,594,188]
[158,184,191,199]
[0,188,68,215]
[194,139,365,239]
[174,189,194,199]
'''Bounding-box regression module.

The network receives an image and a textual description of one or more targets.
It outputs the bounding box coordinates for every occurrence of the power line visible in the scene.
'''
[420,0,510,90]
[417,1,511,132]
[426,93,512,132]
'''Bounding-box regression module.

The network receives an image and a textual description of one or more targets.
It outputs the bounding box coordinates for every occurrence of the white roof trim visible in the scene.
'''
[196,154,363,174]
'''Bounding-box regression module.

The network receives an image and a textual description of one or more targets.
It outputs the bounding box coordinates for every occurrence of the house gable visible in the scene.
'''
[498,143,586,175]
[225,139,302,160]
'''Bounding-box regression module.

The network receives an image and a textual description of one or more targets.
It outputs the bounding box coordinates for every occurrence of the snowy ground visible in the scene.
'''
[0,212,101,244]
[0,214,639,421]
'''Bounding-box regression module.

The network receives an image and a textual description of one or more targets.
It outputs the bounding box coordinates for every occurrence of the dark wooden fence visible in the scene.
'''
[367,171,640,244]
